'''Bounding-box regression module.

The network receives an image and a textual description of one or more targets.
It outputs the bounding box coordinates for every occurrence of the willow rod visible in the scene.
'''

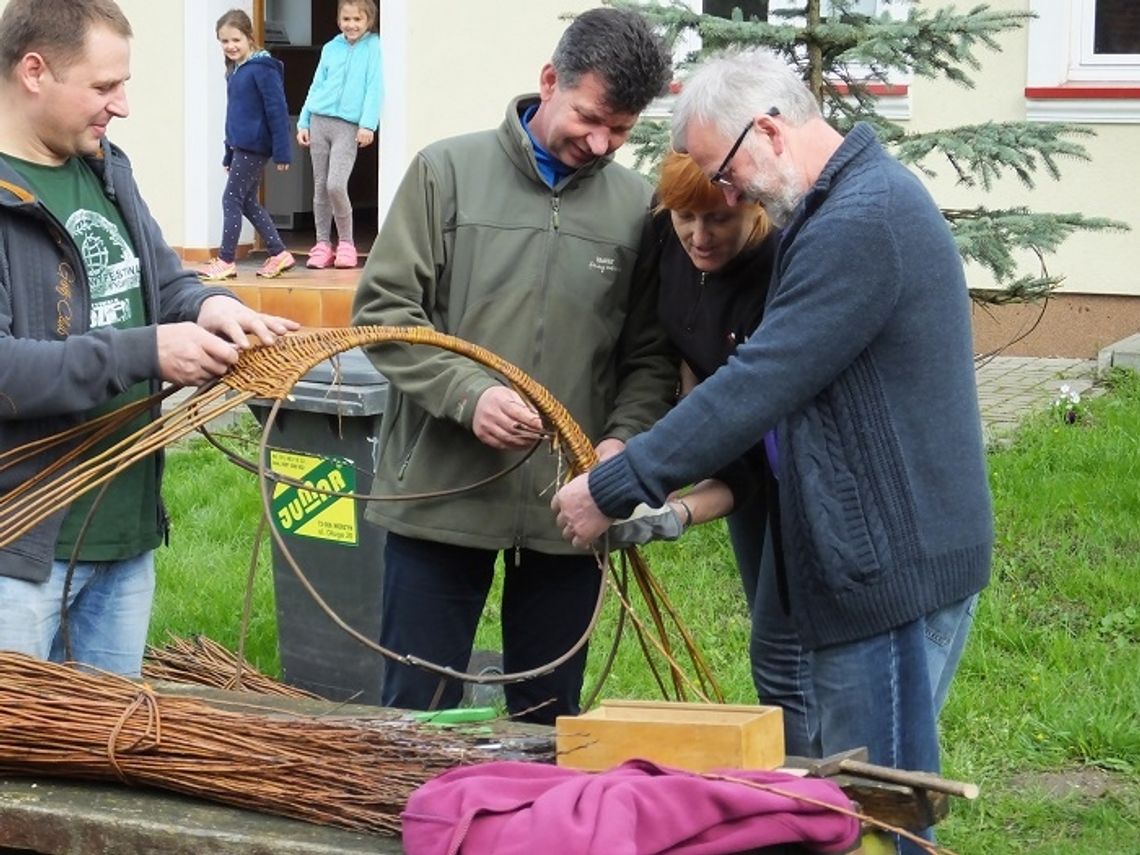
[0,327,722,701]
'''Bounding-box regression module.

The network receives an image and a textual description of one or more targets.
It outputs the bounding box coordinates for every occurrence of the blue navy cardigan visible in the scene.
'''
[589,124,993,649]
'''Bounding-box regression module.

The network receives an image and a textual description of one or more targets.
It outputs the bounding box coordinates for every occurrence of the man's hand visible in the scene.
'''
[552,473,612,549]
[156,322,242,386]
[472,386,544,450]
[594,437,625,462]
[196,295,300,349]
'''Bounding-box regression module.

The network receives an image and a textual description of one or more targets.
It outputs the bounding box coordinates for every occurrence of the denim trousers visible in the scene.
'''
[0,550,156,677]
[727,500,818,757]
[378,532,602,725]
[812,592,978,854]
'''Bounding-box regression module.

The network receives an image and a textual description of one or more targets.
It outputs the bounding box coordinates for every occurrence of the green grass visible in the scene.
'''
[154,371,1140,853]
[154,418,278,675]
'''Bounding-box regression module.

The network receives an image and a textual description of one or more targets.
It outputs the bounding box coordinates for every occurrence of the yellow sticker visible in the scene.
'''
[268,449,358,545]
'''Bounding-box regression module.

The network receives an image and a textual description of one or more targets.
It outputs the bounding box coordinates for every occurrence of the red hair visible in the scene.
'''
[655,150,771,247]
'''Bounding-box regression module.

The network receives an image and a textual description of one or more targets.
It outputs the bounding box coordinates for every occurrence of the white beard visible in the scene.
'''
[740,158,804,228]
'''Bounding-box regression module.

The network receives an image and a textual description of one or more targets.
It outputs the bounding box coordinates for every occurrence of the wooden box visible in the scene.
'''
[555,699,785,773]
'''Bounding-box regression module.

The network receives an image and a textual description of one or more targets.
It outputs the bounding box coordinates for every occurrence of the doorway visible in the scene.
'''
[255,0,381,259]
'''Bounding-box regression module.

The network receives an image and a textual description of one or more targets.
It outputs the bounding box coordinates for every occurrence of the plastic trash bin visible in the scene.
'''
[248,347,388,704]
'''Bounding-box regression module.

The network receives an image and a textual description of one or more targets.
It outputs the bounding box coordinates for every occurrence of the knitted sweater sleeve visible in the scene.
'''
[590,207,903,518]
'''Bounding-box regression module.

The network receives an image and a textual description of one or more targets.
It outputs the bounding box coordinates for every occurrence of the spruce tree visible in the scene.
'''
[613,0,1129,304]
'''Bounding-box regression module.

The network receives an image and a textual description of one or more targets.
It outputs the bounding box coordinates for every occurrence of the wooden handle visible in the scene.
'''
[838,758,980,800]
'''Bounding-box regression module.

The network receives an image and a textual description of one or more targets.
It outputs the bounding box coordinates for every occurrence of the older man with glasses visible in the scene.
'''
[554,48,991,855]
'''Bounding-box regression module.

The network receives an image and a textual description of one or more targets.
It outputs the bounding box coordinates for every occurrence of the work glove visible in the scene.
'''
[601,501,688,550]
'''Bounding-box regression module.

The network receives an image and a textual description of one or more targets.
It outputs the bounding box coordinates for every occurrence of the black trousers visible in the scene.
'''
[378,532,602,724]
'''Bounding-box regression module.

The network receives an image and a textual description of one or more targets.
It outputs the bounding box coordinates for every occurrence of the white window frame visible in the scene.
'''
[1073,0,1140,78]
[1026,0,1140,124]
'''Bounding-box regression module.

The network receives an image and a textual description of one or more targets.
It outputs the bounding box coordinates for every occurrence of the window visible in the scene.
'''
[646,0,909,119]
[702,0,769,20]
[1026,0,1140,123]
[1092,0,1140,59]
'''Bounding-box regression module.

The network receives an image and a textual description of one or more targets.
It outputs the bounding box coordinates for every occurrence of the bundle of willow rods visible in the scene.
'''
[143,634,318,700]
[0,652,496,834]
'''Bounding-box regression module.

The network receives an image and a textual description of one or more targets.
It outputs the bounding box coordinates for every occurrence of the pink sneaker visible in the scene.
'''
[306,241,333,269]
[256,250,295,278]
[197,258,237,281]
[334,241,358,269]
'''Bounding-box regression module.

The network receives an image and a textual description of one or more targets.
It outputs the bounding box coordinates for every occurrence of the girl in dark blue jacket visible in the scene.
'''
[199,9,294,281]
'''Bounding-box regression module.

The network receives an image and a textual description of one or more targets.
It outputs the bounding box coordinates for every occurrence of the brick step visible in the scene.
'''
[215,263,360,328]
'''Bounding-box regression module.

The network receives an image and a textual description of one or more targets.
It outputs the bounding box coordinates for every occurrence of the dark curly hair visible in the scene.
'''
[551,7,671,115]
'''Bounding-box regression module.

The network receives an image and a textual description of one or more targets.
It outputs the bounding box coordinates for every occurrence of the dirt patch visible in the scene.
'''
[1008,767,1122,801]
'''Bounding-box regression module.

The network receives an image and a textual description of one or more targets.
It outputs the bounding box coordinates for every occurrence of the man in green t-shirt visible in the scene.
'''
[0,0,299,677]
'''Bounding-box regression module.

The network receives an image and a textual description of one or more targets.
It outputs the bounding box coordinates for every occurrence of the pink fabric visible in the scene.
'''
[402,758,860,855]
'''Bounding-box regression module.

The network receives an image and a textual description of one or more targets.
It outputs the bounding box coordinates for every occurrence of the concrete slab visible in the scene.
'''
[0,776,397,855]
[1097,332,1140,376]
[974,355,1097,446]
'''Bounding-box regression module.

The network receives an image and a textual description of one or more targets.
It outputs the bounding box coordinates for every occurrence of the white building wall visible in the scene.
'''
[905,0,1140,297]
[1,0,1134,297]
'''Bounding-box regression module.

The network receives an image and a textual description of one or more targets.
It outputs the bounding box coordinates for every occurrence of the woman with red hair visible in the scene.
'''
[620,150,816,755]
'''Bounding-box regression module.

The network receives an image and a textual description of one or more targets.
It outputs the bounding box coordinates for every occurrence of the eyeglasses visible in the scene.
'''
[709,107,781,188]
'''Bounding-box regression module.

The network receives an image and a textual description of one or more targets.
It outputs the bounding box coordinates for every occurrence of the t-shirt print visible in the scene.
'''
[67,208,142,329]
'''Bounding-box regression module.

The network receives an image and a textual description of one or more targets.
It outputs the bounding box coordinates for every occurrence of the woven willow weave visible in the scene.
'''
[0,326,720,701]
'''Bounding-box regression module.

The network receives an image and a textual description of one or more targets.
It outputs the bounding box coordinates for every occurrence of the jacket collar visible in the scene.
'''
[497,93,613,190]
[801,122,880,217]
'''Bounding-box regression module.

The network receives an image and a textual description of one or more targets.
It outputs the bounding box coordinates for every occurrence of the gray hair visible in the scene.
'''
[0,0,131,75]
[552,7,672,115]
[671,49,820,151]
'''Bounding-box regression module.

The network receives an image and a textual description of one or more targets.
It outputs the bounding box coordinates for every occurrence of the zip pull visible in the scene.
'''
[514,542,522,568]
[551,195,560,230]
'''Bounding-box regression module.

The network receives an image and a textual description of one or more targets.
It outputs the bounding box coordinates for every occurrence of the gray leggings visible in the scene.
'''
[308,114,359,246]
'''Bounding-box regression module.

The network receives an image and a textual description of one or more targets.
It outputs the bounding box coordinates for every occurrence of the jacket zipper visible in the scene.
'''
[510,192,562,552]
[339,40,360,116]
[683,271,707,333]
[396,415,430,480]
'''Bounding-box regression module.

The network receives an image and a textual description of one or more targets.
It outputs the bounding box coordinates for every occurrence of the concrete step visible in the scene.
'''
[1098,332,1140,375]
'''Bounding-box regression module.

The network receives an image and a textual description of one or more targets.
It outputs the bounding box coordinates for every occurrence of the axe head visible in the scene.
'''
[801,746,870,777]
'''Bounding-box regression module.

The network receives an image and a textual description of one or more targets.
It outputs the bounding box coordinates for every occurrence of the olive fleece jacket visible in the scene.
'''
[352,95,677,553]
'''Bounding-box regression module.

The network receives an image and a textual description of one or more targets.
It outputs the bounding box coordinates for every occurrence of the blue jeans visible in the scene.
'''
[379,533,601,725]
[0,551,156,677]
[926,591,978,714]
[812,593,977,854]
[728,503,817,757]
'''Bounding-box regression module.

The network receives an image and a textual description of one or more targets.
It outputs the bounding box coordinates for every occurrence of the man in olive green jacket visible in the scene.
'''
[352,8,675,723]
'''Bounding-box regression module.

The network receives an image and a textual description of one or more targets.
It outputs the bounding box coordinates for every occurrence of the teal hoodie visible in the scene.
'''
[298,31,383,131]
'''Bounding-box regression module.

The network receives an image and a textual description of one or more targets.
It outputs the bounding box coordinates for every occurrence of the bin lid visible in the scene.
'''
[252,347,389,416]
[296,348,380,386]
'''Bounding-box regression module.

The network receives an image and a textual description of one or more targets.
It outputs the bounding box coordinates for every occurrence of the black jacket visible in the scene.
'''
[652,209,779,504]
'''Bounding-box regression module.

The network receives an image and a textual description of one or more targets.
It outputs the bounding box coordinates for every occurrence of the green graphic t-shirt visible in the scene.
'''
[4,155,162,561]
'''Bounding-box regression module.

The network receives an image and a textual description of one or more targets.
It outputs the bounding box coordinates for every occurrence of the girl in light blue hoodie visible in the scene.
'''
[296,0,383,270]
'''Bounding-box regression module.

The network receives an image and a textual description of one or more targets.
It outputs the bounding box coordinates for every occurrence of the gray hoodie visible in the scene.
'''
[0,137,234,582]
